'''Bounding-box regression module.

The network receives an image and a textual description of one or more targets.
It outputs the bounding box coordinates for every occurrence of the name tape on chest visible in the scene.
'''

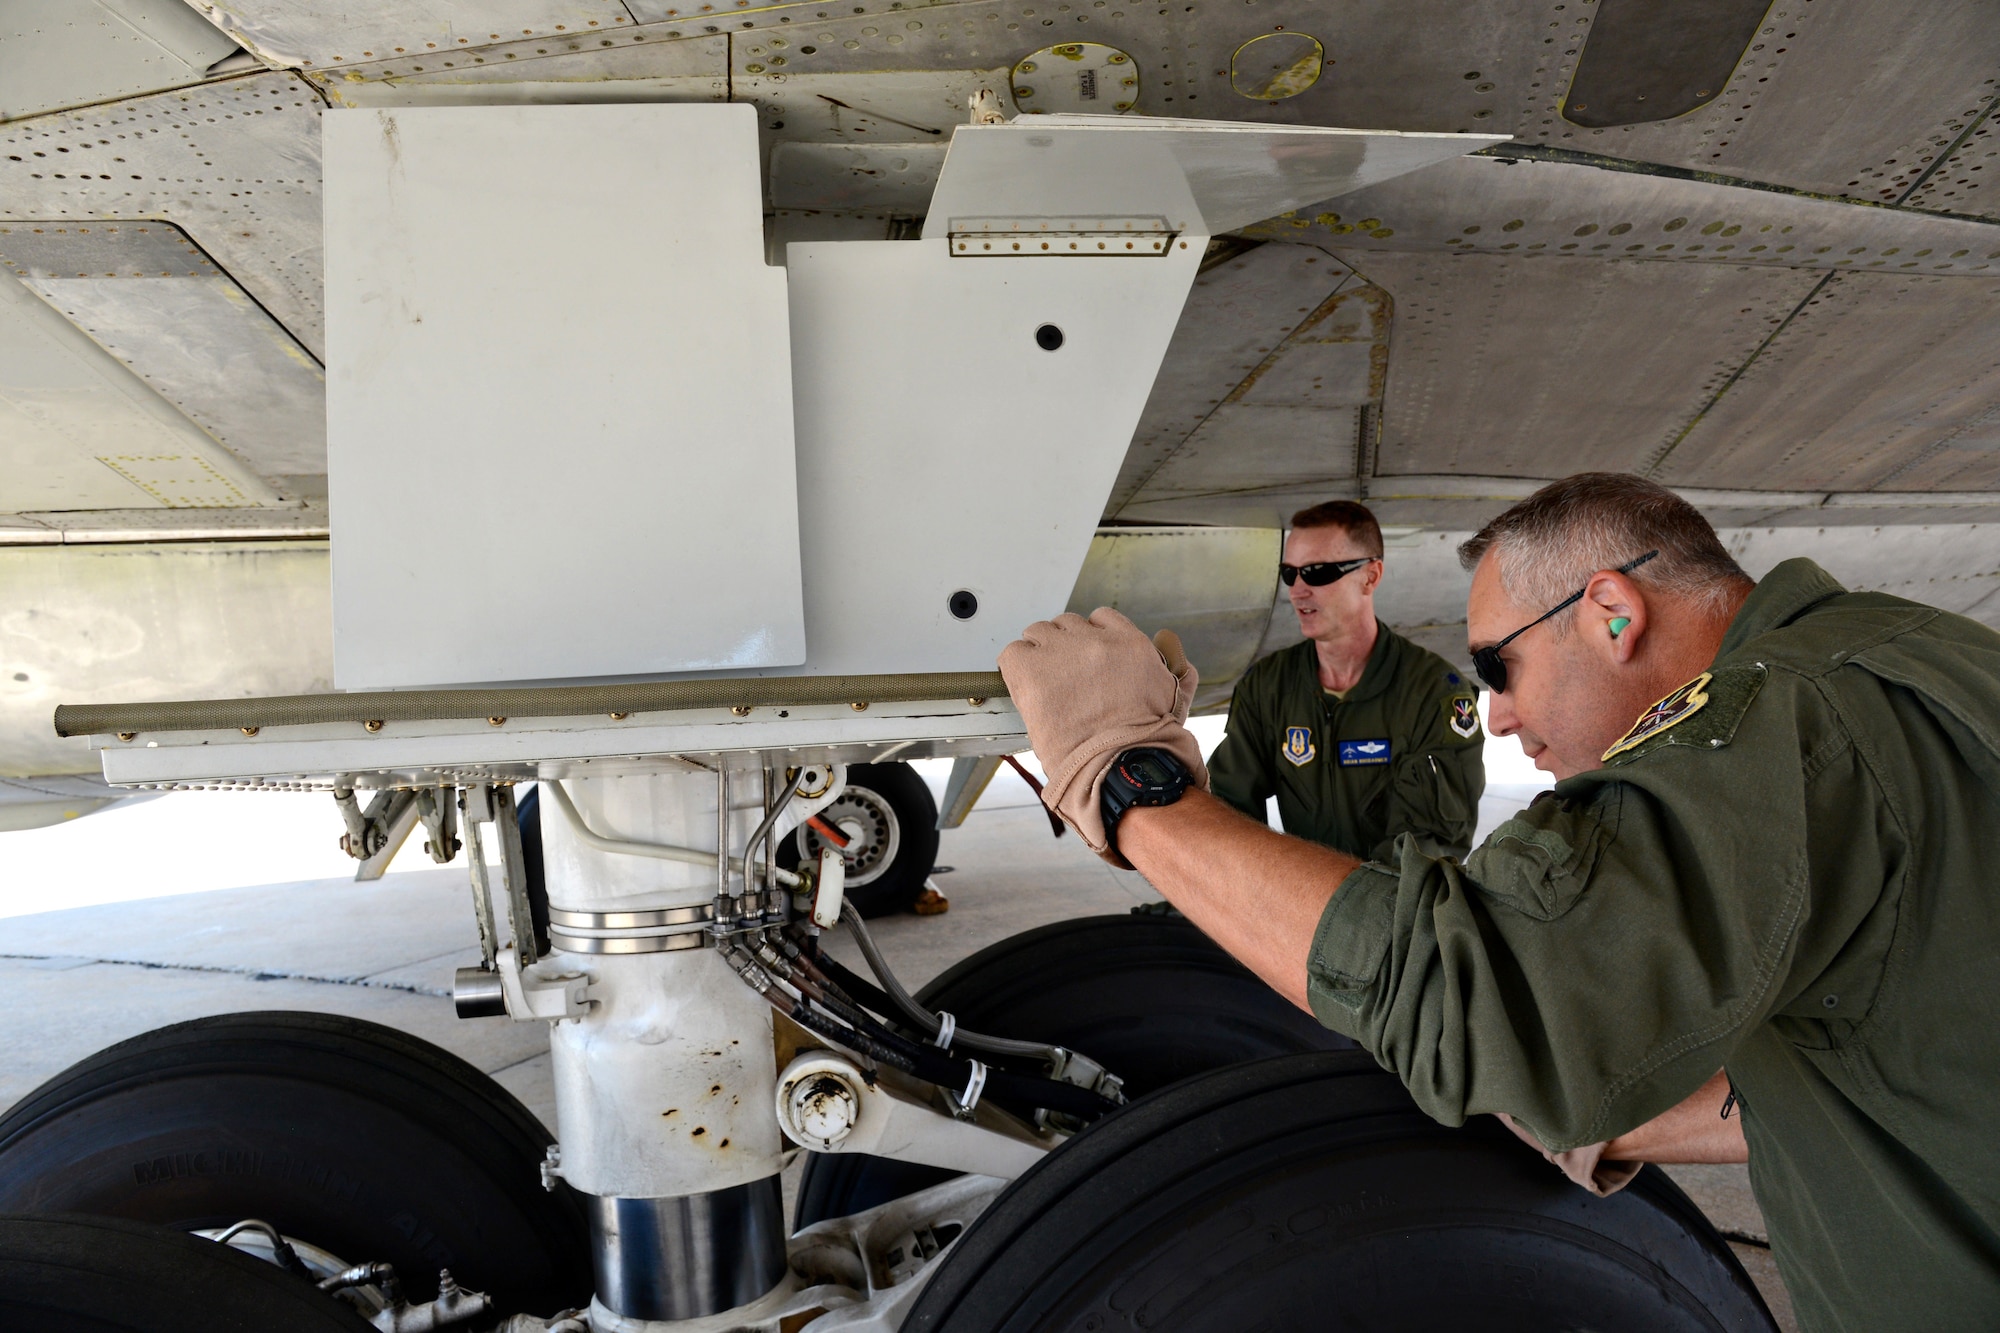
[1337,738,1392,767]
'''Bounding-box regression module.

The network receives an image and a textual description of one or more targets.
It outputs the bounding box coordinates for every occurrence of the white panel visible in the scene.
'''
[922,117,1506,240]
[782,236,1202,675]
[323,103,805,689]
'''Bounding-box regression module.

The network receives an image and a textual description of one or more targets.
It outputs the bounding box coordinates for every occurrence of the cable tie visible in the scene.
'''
[946,1058,988,1117]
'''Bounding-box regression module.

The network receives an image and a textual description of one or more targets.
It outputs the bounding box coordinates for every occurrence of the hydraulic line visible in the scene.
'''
[722,938,1115,1119]
[743,767,807,898]
[841,907,1063,1062]
[545,778,802,887]
[723,942,916,1073]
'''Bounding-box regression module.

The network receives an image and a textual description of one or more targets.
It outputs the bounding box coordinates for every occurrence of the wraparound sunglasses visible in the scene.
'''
[1471,550,1658,694]
[1279,556,1376,588]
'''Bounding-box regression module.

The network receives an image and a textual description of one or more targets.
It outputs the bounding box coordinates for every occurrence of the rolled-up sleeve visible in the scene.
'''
[1302,698,1869,1149]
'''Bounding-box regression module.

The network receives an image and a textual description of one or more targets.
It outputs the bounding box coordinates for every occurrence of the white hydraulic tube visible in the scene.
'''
[544,778,802,888]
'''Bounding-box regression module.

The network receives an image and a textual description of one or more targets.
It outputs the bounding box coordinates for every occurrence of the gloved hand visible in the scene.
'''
[997,608,1207,868]
[1495,1114,1642,1197]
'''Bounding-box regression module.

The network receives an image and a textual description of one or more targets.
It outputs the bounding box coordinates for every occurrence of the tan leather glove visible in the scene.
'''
[1495,1114,1642,1198]
[998,608,1207,868]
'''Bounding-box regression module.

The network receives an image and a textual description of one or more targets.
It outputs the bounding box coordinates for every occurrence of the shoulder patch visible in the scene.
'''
[1601,665,1768,765]
[1446,693,1482,741]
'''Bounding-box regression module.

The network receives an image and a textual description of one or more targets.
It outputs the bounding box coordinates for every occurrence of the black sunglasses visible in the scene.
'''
[1470,550,1659,695]
[1280,556,1376,588]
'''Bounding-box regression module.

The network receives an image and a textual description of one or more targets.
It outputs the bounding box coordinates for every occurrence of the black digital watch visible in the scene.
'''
[1099,746,1196,857]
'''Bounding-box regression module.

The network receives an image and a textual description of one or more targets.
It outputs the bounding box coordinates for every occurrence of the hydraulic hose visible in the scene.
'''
[840,907,1063,1062]
[729,937,1115,1119]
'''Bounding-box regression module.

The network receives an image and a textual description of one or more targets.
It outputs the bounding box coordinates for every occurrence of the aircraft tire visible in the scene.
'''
[904,1050,1778,1333]
[0,1011,592,1317]
[793,912,1351,1229]
[0,1212,377,1331]
[778,761,939,918]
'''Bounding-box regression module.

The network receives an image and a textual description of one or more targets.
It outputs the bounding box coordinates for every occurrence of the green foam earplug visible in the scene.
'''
[1609,617,1631,637]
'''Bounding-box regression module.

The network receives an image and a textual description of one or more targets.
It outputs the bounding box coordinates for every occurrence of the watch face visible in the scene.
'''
[1123,752,1175,787]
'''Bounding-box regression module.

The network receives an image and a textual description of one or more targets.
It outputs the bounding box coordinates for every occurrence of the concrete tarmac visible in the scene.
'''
[0,799,1794,1330]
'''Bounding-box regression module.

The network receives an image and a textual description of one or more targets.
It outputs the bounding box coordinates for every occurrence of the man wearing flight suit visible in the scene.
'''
[1000,473,2000,1333]
[1209,501,1486,861]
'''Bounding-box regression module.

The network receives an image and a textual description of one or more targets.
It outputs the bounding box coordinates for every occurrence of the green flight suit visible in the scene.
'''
[1305,559,2000,1333]
[1209,623,1486,862]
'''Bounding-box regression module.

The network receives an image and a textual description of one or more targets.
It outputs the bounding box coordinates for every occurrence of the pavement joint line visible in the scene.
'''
[486,1049,553,1077]
[0,952,449,998]
[358,944,479,983]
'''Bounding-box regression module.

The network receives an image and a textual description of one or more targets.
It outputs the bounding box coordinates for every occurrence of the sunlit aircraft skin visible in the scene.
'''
[0,3,1986,1326]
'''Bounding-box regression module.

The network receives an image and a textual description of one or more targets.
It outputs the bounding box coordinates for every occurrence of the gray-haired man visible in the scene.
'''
[999,473,2000,1333]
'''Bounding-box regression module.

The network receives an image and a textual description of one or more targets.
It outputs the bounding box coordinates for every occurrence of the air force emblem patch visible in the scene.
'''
[1337,739,1391,767]
[1281,726,1317,766]
[1602,673,1712,761]
[1448,695,1481,740]
[1281,726,1316,766]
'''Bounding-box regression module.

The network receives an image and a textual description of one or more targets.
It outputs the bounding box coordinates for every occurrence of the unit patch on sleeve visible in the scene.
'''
[1599,664,1768,765]
[1281,725,1317,767]
[1448,694,1482,740]
[1337,739,1392,767]
[1601,672,1711,761]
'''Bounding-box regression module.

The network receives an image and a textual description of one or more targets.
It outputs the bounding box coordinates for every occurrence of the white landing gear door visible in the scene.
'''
[323,103,806,690]
[783,234,1201,677]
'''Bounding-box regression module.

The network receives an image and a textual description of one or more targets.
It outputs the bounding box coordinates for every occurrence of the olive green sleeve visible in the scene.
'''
[1371,689,1485,862]
[1207,679,1273,822]
[1303,677,1887,1149]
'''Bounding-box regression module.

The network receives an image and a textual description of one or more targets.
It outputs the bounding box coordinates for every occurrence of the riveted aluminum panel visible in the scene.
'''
[0,73,328,360]
[1107,243,1350,515]
[323,103,805,688]
[1244,154,2000,276]
[6,219,325,490]
[0,0,238,124]
[1658,274,2000,492]
[0,268,278,512]
[188,0,636,70]
[1352,249,1824,481]
[1109,243,1393,527]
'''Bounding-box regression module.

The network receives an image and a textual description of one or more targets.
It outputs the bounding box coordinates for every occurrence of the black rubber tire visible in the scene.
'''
[777,762,939,918]
[0,1011,592,1317]
[0,1212,376,1332]
[794,913,1352,1229]
[905,1051,1778,1333]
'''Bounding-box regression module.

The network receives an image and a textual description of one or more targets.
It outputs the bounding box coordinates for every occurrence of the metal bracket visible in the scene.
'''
[460,783,540,966]
[334,787,421,880]
[774,1053,1047,1179]
[416,787,460,864]
[493,945,592,1023]
[459,788,500,972]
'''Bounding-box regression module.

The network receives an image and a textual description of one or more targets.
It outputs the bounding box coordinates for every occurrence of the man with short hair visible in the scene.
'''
[1001,473,2000,1332]
[1208,500,1485,861]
